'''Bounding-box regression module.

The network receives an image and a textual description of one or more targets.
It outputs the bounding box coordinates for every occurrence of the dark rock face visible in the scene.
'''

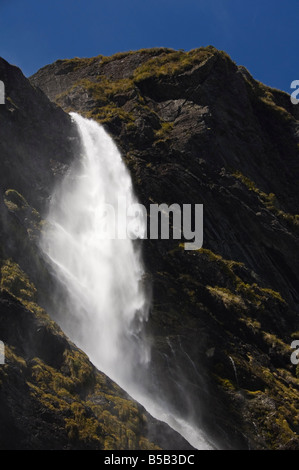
[0,290,193,450]
[0,57,194,451]
[0,57,78,212]
[31,47,299,450]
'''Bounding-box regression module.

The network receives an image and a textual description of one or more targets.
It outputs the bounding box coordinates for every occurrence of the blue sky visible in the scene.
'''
[0,0,298,92]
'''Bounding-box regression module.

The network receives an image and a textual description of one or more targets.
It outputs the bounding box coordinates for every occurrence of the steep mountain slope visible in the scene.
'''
[0,57,193,450]
[31,47,299,450]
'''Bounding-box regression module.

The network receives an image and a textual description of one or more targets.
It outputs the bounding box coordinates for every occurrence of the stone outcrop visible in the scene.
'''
[31,47,299,449]
[0,45,298,450]
[0,56,193,450]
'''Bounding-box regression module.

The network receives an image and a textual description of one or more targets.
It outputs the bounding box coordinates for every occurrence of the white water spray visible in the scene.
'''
[41,112,213,449]
[41,113,149,387]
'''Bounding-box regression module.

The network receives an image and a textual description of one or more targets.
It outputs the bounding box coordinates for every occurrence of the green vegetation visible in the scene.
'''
[3,189,43,241]
[57,48,176,72]
[241,71,294,122]
[87,105,135,125]
[56,74,177,140]
[207,286,245,309]
[259,95,293,121]
[56,76,134,105]
[55,48,230,139]
[263,332,291,356]
[4,189,30,212]
[154,121,174,141]
[54,47,227,133]
[28,350,159,449]
[100,48,175,65]
[233,171,299,228]
[56,77,137,125]
[187,247,298,448]
[132,47,220,82]
[0,259,61,335]
[199,248,286,307]
[55,56,101,72]
[1,259,37,302]
[3,45,298,450]
[5,96,18,108]
[81,77,134,100]
[173,246,285,313]
[0,258,159,449]
[215,376,236,391]
[0,261,160,449]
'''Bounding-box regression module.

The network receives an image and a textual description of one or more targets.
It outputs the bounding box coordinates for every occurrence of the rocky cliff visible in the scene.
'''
[0,45,298,450]
[0,56,193,451]
[31,47,299,450]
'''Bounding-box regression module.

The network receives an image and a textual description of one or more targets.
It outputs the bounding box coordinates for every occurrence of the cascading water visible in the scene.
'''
[41,113,150,388]
[40,112,213,450]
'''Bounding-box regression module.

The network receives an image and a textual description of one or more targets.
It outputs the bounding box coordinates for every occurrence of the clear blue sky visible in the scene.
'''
[0,0,298,92]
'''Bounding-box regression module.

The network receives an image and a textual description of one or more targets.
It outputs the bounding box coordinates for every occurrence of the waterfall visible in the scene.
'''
[40,112,213,450]
[229,356,239,388]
